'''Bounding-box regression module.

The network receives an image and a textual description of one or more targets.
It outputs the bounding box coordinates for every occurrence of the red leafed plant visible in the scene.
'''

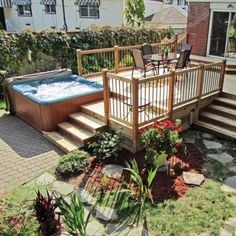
[140,119,183,168]
[34,190,61,236]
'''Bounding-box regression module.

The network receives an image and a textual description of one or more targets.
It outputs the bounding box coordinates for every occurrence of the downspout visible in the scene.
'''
[62,0,68,31]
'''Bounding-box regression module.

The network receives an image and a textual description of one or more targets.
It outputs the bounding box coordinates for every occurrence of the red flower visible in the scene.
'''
[163,120,175,130]
[162,133,167,139]
[177,125,183,133]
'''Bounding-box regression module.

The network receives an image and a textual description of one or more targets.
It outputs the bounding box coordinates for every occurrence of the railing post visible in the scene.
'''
[168,71,175,118]
[173,33,178,53]
[132,77,139,152]
[76,49,83,76]
[197,64,204,99]
[114,45,119,73]
[102,69,110,124]
[219,59,226,92]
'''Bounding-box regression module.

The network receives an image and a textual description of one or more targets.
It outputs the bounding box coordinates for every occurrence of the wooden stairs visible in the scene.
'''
[43,100,107,153]
[194,93,236,139]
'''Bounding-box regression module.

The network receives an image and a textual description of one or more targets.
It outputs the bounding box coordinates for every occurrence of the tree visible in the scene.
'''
[123,0,145,27]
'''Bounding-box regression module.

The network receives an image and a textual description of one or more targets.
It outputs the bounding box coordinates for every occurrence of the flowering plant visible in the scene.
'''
[140,119,183,167]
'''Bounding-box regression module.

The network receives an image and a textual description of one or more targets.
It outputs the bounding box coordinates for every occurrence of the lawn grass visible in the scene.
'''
[0,185,49,235]
[0,98,6,110]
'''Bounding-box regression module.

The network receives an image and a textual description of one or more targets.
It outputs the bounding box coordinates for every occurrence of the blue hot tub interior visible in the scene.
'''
[11,75,103,104]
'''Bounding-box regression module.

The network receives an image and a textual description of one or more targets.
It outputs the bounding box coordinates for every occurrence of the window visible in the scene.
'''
[17,5,32,16]
[80,4,99,18]
[45,4,56,14]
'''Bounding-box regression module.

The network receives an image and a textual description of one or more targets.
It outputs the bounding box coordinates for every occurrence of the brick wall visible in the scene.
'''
[187,2,210,56]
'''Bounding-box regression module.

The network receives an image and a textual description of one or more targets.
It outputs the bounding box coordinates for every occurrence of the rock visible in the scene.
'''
[106,222,130,236]
[183,172,205,186]
[229,166,236,173]
[182,131,196,144]
[202,133,214,139]
[52,181,74,196]
[221,176,236,193]
[61,231,71,236]
[198,233,209,236]
[207,153,233,165]
[103,164,124,179]
[203,140,222,150]
[77,188,97,205]
[127,226,151,236]
[86,220,106,236]
[28,172,55,185]
[95,206,118,222]
[220,228,231,236]
[220,217,236,236]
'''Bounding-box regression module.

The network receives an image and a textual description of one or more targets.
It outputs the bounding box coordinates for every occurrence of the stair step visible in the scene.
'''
[43,131,79,153]
[214,97,236,109]
[58,122,93,146]
[194,120,236,140]
[69,112,107,132]
[207,104,236,119]
[200,111,236,131]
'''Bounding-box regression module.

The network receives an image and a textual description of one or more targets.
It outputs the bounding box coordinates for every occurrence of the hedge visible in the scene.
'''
[0,26,173,76]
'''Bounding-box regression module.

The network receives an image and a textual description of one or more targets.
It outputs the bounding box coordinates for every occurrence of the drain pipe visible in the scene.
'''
[62,0,68,31]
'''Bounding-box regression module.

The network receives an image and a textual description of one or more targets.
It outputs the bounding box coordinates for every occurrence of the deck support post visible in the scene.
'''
[114,45,119,73]
[219,59,227,92]
[76,49,83,76]
[168,71,175,119]
[132,77,139,152]
[102,69,110,124]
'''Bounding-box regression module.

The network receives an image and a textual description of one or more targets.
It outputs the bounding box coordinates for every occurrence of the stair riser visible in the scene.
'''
[199,115,236,132]
[69,117,107,133]
[214,100,236,110]
[225,70,236,75]
[81,107,105,122]
[206,107,236,120]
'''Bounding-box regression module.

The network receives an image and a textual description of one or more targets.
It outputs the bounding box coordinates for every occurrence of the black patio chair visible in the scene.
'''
[167,49,190,71]
[130,49,156,78]
[141,43,153,55]
[180,43,192,67]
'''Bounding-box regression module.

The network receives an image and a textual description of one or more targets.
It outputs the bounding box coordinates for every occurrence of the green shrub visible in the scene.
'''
[56,150,89,178]
[88,131,122,161]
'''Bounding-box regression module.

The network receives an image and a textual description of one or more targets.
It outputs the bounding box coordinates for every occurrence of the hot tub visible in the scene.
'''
[11,72,103,131]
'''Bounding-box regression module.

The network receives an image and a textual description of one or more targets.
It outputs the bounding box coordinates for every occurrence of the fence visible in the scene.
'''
[76,34,178,77]
[103,60,226,150]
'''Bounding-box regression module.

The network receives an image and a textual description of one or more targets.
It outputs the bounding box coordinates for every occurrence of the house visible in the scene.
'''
[187,0,236,60]
[0,0,187,32]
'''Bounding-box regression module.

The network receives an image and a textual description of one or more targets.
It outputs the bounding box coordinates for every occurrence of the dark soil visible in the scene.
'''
[69,144,204,202]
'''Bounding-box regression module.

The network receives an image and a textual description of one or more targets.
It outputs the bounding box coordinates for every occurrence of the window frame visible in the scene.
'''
[17,4,32,17]
[45,4,56,14]
[79,4,99,19]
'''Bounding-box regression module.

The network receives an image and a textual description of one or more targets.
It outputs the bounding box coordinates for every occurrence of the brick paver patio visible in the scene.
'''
[0,110,62,196]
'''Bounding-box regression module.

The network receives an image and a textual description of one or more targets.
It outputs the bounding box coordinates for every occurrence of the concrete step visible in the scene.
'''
[81,100,105,122]
[199,111,236,131]
[214,97,236,109]
[58,122,94,146]
[194,120,236,140]
[43,131,79,153]
[69,112,107,132]
[206,104,236,120]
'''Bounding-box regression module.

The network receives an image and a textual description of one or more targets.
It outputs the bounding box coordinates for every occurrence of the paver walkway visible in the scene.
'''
[0,110,62,196]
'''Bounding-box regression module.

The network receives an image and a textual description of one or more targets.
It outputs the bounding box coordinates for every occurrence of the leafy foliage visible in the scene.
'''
[0,26,173,76]
[140,119,183,167]
[88,130,122,161]
[34,190,61,235]
[124,0,145,26]
[55,150,89,178]
[56,194,95,236]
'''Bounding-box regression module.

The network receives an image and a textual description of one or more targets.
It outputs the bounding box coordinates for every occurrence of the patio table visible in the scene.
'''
[143,53,179,74]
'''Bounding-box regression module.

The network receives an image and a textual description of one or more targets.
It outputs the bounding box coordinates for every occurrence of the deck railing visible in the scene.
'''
[76,34,178,77]
[103,60,226,150]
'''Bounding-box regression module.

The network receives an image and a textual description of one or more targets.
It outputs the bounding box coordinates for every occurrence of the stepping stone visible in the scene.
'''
[106,222,130,236]
[28,172,56,186]
[77,188,97,205]
[203,140,222,150]
[220,217,236,236]
[86,220,106,236]
[221,176,236,193]
[103,164,123,179]
[96,206,118,222]
[229,166,236,173]
[202,133,214,139]
[52,181,74,196]
[207,153,233,166]
[183,172,205,186]
[182,131,196,144]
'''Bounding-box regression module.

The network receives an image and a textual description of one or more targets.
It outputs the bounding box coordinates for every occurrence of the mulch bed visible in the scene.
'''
[69,144,204,202]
